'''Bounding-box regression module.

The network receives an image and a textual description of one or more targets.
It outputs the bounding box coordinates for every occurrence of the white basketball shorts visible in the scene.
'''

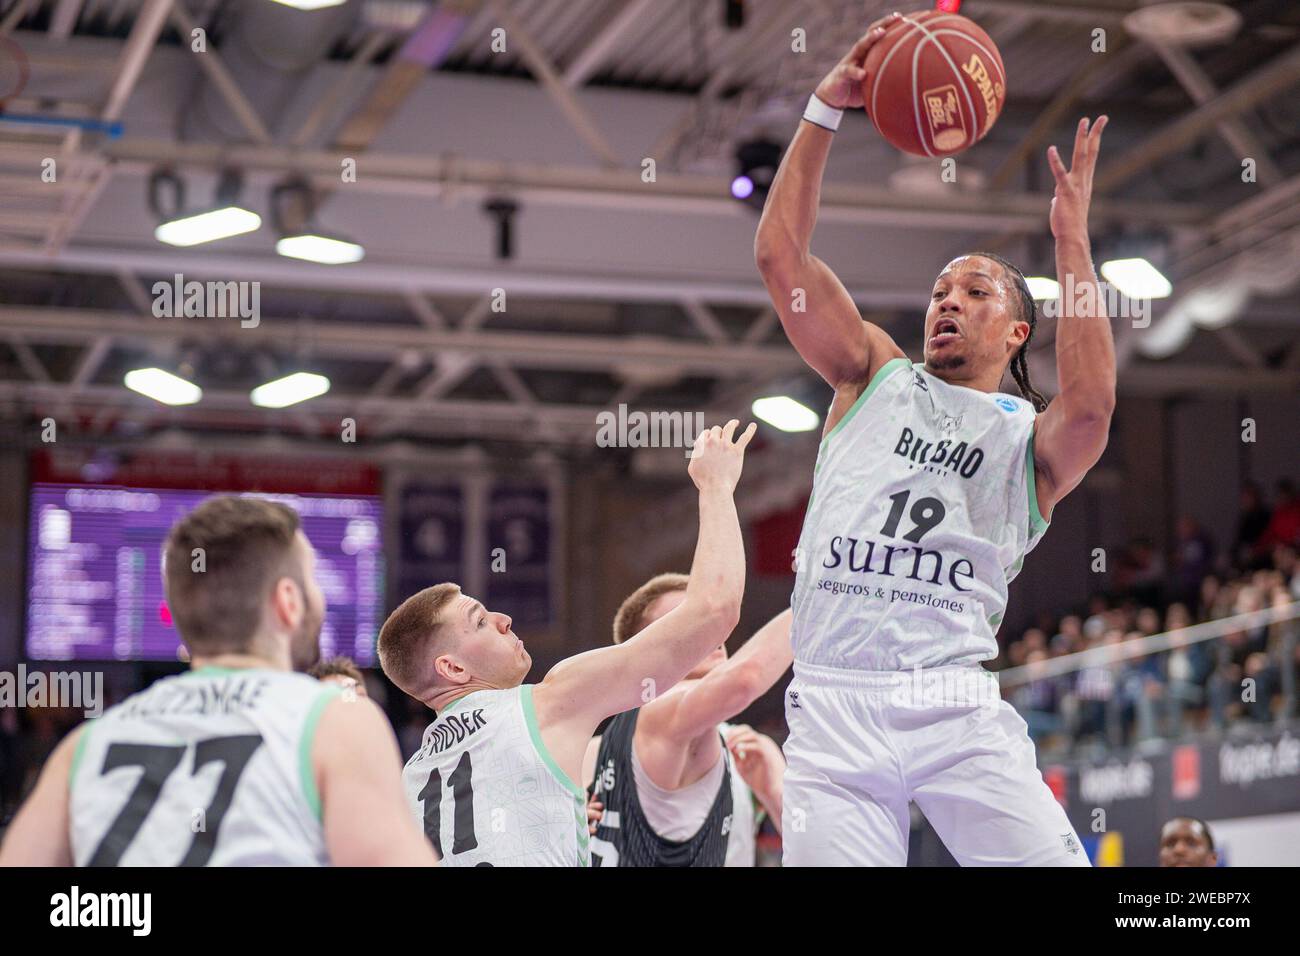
[780,661,1089,867]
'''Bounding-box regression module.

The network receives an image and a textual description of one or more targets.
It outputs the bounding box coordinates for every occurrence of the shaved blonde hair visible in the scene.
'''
[377,583,462,698]
[612,573,689,644]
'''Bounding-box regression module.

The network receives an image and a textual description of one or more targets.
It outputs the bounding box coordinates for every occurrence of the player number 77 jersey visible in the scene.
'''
[68,667,337,866]
[401,685,590,867]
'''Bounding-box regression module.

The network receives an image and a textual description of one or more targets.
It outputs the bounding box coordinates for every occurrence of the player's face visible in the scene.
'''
[445,594,531,686]
[1158,820,1217,867]
[641,590,728,679]
[288,531,326,672]
[924,256,1027,378]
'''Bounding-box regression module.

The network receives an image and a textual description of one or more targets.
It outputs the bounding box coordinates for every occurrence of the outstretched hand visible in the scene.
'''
[1047,116,1107,242]
[687,420,757,494]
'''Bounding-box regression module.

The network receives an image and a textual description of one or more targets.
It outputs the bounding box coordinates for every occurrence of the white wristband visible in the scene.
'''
[803,94,844,132]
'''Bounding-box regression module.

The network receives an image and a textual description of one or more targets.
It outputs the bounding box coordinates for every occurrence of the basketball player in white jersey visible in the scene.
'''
[582,575,790,866]
[0,496,435,867]
[379,421,755,866]
[752,18,1114,865]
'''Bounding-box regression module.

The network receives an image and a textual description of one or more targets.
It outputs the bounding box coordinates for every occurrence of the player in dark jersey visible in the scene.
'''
[585,574,791,867]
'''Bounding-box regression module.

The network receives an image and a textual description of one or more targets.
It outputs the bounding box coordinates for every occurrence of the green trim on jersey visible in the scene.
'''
[436,691,480,719]
[820,357,911,451]
[67,722,95,791]
[298,686,342,820]
[1025,426,1049,537]
[519,684,591,867]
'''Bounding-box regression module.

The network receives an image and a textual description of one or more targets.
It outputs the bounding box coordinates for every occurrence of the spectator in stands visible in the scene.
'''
[1135,606,1161,638]
[1011,648,1063,746]
[1120,629,1164,743]
[1005,636,1028,668]
[1070,630,1124,748]
[1163,603,1210,735]
[1206,594,1263,729]
[1052,615,1083,655]
[1271,583,1299,719]
[1083,596,1110,641]
[1172,516,1215,607]
[1000,488,1298,749]
[1197,574,1223,623]
[1241,581,1298,723]
[1234,482,1272,568]
[1274,544,1300,600]
[1258,479,1300,554]
[1158,817,1218,867]
[1117,537,1165,607]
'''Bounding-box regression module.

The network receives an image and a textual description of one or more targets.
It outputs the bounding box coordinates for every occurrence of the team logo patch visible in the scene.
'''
[788,690,801,709]
[995,397,1018,413]
[1060,832,1081,856]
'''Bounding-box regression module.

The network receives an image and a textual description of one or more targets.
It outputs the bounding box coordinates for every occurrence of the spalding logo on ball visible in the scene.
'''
[862,8,1005,157]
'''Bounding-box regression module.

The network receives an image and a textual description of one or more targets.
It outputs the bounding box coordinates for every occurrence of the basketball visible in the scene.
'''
[861,10,1006,157]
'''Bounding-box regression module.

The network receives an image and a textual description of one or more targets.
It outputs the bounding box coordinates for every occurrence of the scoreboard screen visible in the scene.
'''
[25,484,384,663]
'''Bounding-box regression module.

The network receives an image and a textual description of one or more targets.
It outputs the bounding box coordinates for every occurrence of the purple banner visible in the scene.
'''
[485,484,552,630]
[396,483,464,602]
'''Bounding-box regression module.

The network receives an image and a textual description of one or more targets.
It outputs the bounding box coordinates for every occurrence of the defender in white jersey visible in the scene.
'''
[379,422,755,866]
[581,573,790,867]
[0,496,434,867]
[754,15,1116,866]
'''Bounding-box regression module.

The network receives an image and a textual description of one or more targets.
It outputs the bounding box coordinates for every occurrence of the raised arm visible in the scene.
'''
[0,726,80,866]
[754,16,905,394]
[640,608,793,743]
[533,421,754,745]
[1034,117,1116,517]
[315,696,438,866]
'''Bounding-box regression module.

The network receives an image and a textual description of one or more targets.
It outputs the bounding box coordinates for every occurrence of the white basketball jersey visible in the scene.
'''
[792,359,1048,672]
[402,685,589,867]
[69,667,338,866]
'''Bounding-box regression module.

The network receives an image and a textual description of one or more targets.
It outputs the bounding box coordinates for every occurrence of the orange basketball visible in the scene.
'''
[861,10,1006,157]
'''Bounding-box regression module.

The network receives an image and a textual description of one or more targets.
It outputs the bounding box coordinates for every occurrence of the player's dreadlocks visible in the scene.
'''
[966,250,1048,413]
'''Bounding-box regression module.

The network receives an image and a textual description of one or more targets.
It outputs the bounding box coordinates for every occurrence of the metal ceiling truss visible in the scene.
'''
[1,0,1298,457]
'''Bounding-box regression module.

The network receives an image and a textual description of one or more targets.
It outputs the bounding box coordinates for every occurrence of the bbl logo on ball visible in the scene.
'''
[923,85,967,152]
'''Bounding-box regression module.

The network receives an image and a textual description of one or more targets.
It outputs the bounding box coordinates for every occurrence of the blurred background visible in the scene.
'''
[0,0,1298,865]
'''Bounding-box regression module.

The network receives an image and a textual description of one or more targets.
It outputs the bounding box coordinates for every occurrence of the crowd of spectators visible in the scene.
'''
[1001,479,1300,754]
